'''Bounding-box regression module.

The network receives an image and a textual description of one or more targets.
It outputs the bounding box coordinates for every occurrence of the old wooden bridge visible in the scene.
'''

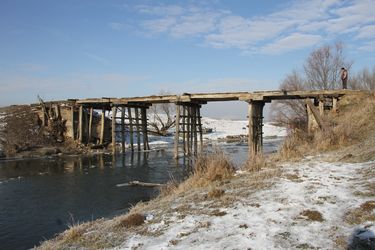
[37,90,353,158]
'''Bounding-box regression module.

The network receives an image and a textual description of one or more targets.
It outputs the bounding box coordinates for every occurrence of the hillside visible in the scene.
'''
[38,92,375,249]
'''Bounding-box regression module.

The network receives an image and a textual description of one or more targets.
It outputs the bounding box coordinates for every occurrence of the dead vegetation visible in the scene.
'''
[117,213,145,228]
[299,210,324,222]
[277,92,375,161]
[345,201,375,225]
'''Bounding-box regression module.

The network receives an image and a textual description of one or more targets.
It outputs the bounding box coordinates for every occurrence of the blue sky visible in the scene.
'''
[0,0,374,118]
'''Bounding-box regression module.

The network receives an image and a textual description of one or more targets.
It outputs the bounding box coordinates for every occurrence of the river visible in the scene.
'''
[0,139,283,250]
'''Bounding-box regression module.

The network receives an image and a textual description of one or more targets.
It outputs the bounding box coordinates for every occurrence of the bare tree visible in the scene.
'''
[149,91,176,136]
[271,70,307,127]
[350,66,375,90]
[304,42,352,90]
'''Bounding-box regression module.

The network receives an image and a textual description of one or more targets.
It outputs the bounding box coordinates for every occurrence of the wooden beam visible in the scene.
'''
[141,107,149,150]
[197,106,203,151]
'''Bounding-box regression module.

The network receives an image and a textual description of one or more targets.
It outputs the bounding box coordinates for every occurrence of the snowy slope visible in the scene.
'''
[118,158,375,249]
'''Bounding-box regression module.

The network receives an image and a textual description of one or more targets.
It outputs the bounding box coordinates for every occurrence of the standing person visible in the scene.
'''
[341,67,348,89]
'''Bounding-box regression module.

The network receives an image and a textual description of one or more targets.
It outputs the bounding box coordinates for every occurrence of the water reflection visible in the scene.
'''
[0,139,283,250]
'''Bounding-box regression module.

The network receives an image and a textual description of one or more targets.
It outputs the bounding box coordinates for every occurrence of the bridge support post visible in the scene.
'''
[174,103,203,158]
[248,101,265,157]
[111,106,117,154]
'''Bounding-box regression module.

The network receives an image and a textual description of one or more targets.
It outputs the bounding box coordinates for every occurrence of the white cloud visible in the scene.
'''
[356,25,375,39]
[260,33,322,55]
[358,41,375,52]
[119,0,375,55]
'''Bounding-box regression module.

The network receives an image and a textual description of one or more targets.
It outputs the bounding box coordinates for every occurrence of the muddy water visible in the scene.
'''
[0,139,282,250]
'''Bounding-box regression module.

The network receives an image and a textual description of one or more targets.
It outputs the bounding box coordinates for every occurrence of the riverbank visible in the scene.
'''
[37,92,375,249]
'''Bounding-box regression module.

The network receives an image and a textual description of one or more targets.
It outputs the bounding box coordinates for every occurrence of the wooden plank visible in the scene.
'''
[193,106,198,154]
[174,104,180,159]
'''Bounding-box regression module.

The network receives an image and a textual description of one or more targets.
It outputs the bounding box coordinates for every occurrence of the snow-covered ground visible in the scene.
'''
[201,117,286,140]
[118,158,375,249]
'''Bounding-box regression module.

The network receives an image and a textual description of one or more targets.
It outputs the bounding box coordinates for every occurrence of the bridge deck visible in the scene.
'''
[76,89,355,106]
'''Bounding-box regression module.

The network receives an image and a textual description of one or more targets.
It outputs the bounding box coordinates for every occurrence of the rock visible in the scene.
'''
[0,150,5,158]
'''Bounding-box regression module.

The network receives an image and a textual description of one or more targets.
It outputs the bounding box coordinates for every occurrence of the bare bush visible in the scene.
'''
[350,66,375,90]
[271,70,307,128]
[149,91,176,136]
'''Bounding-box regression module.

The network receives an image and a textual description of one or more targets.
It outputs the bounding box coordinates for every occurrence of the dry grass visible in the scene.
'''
[207,188,225,198]
[244,154,267,171]
[344,201,375,225]
[117,213,145,228]
[299,210,324,222]
[277,92,375,160]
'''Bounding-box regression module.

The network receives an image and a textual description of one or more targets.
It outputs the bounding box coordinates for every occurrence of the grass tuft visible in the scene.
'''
[207,188,225,198]
[117,213,145,228]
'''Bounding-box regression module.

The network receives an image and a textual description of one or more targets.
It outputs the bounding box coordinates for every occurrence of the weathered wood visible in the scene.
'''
[305,99,328,131]
[306,102,319,134]
[128,107,134,151]
[182,106,186,155]
[79,106,83,143]
[332,97,338,113]
[116,181,165,188]
[174,104,180,158]
[186,106,191,155]
[141,107,149,150]
[70,106,75,139]
[121,107,125,153]
[134,108,141,150]
[319,99,324,116]
[111,106,117,154]
[197,107,203,151]
[88,107,93,143]
[100,108,105,144]
[193,106,198,154]
[248,101,265,157]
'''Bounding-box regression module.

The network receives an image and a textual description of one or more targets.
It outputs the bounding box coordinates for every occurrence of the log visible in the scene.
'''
[116,181,165,188]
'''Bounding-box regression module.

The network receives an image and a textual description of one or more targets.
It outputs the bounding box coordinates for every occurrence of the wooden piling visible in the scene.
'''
[128,107,134,151]
[193,106,198,154]
[141,107,149,150]
[332,97,338,113]
[174,104,180,158]
[88,107,93,143]
[112,106,117,154]
[121,107,125,153]
[182,106,186,155]
[197,106,203,151]
[134,108,141,151]
[70,106,75,139]
[248,101,265,157]
[100,108,105,144]
[79,106,83,143]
